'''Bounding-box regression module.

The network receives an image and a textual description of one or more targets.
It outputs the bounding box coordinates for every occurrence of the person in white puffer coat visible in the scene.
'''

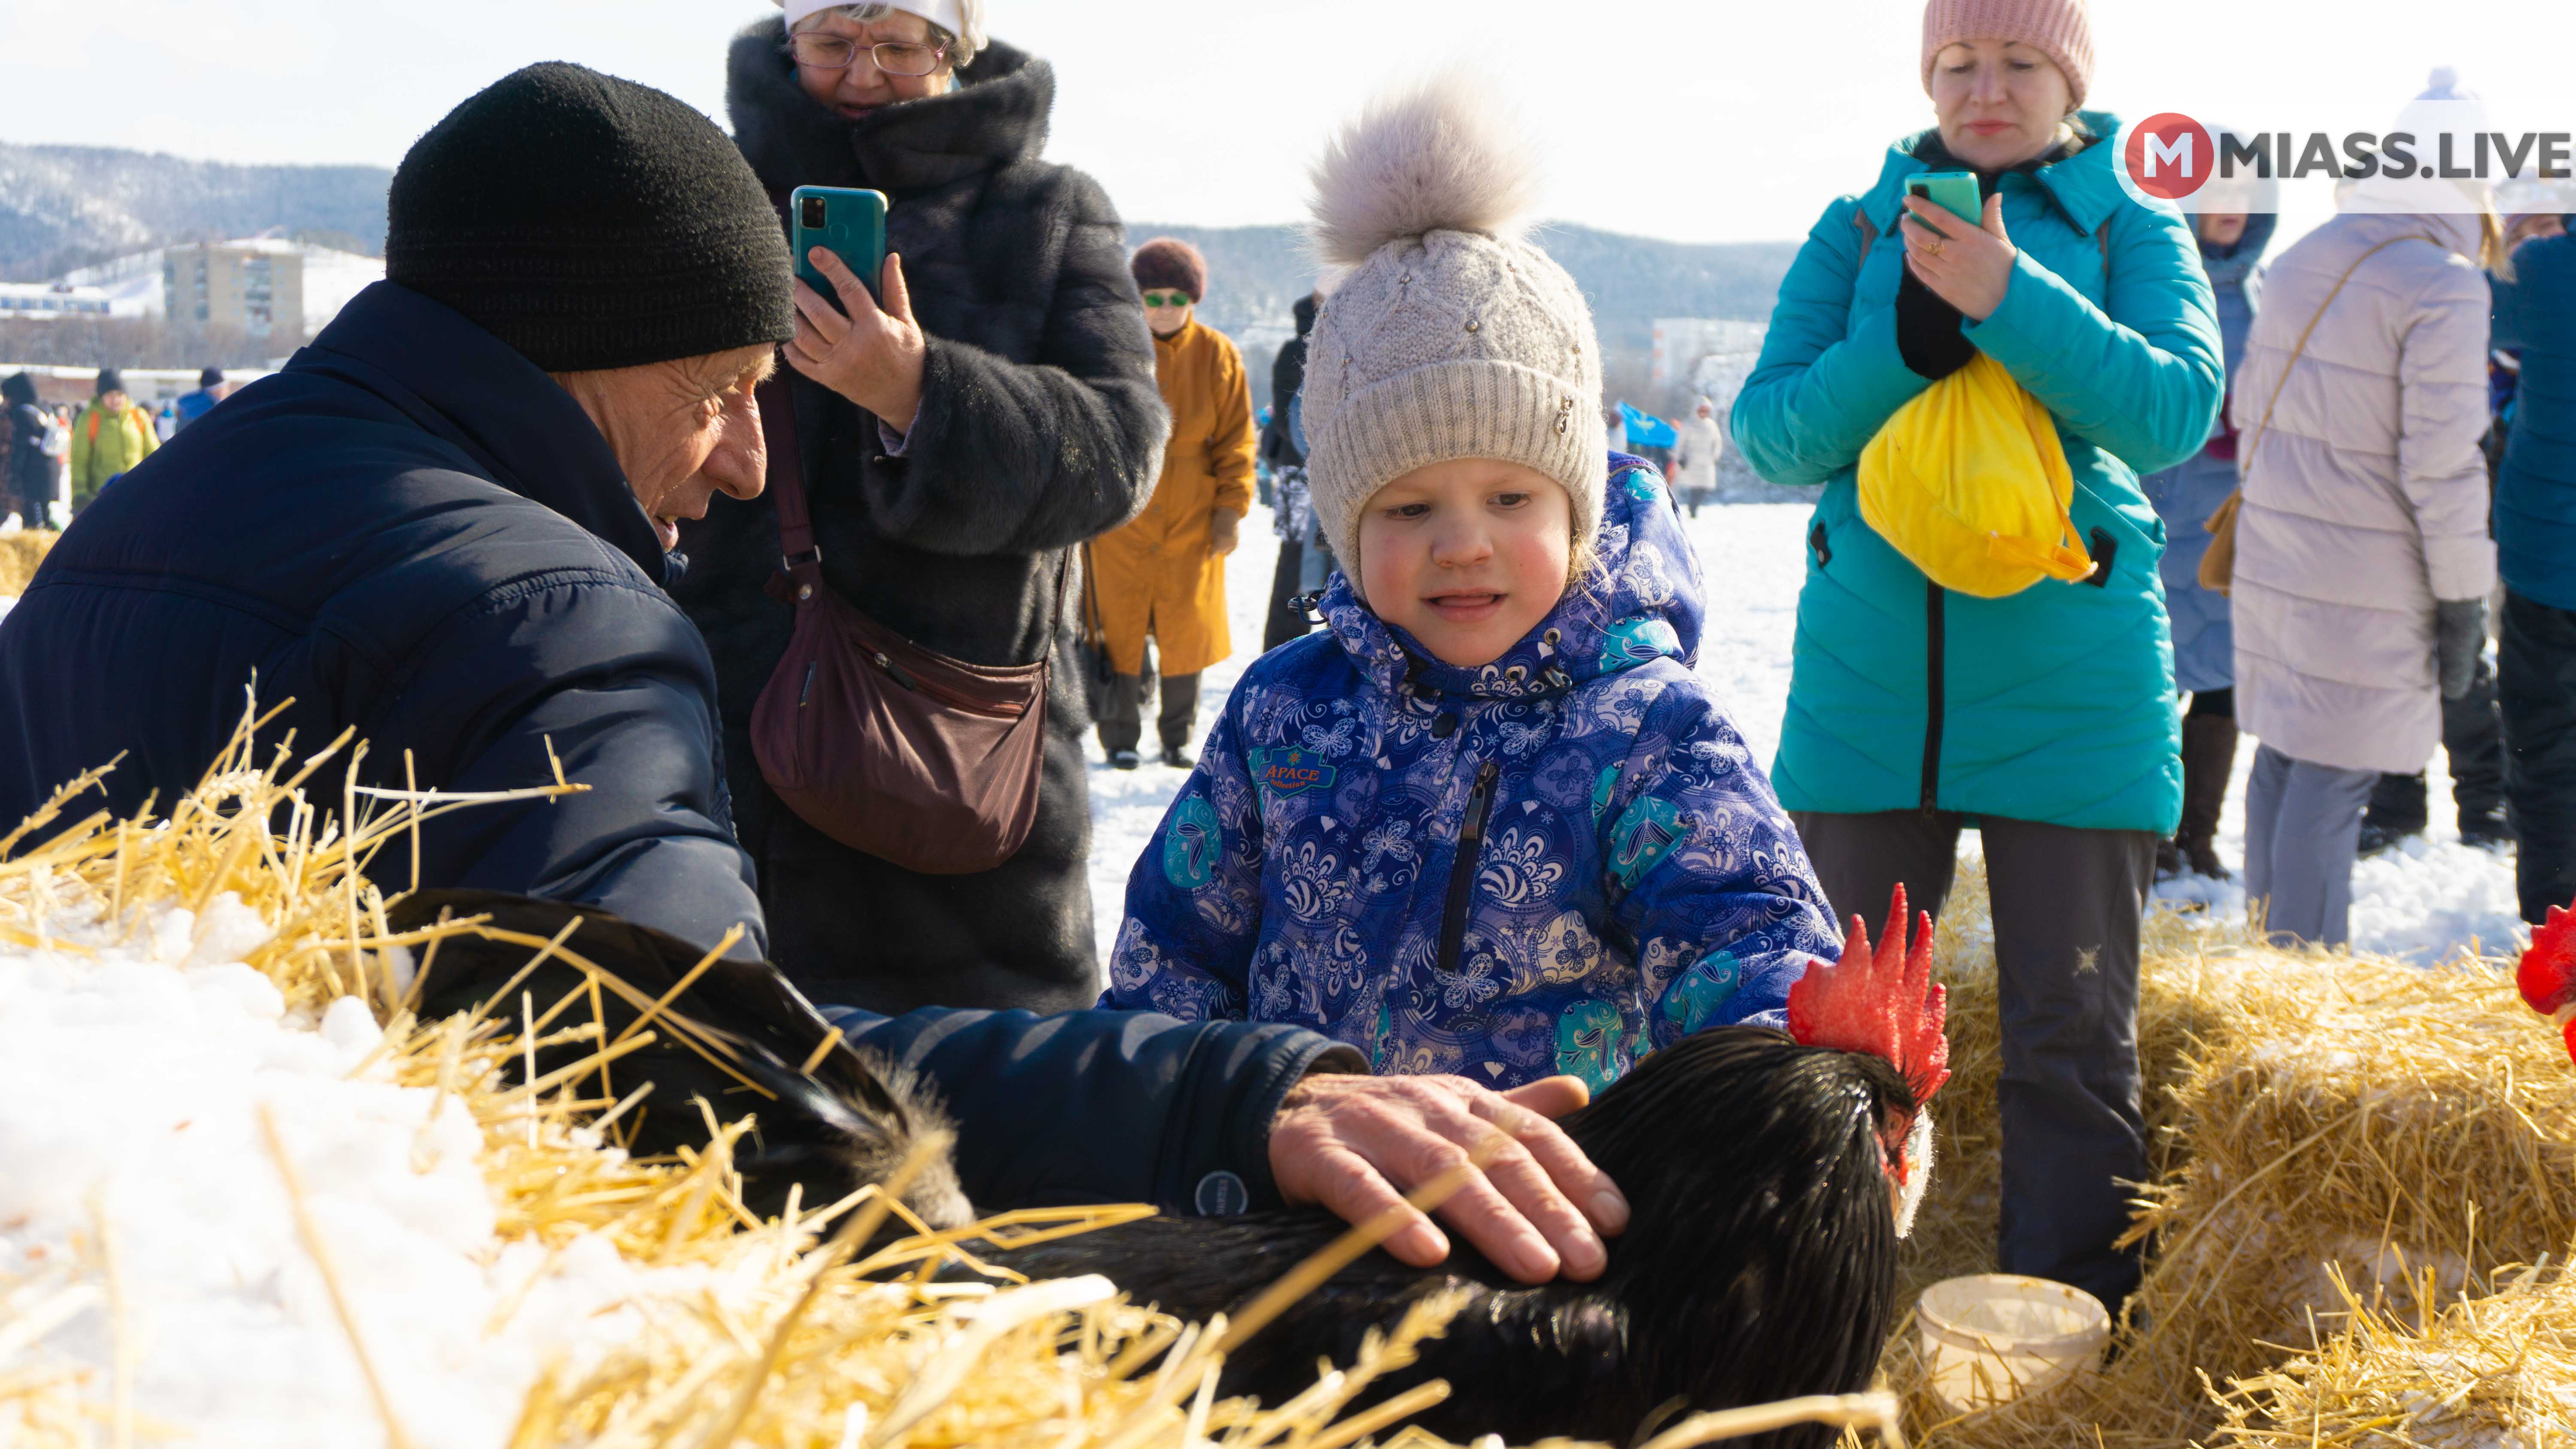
[2230,73,2503,949]
[1671,399,1724,517]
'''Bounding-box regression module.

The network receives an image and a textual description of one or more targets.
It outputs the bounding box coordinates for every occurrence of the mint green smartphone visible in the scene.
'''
[1908,170,1984,228]
[790,185,888,312]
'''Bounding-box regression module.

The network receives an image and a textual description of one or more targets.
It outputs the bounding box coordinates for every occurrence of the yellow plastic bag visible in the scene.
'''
[1858,353,2092,599]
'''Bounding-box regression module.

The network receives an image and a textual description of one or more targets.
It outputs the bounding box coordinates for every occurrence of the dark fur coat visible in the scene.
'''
[674,23,1167,1015]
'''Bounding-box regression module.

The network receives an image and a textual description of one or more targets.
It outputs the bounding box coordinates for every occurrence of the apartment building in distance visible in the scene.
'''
[163,241,305,343]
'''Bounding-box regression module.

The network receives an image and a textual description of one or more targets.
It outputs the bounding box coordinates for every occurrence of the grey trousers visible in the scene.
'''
[2242,743,2377,949]
[1097,638,1200,756]
[1793,809,2158,1311]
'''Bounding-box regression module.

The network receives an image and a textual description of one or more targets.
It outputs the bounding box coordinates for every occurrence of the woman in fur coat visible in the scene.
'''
[672,0,1168,1015]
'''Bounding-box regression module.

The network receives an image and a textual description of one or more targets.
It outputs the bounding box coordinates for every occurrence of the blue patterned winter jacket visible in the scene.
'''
[1106,458,1842,1092]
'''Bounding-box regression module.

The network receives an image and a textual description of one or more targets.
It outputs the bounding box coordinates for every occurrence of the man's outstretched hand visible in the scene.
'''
[1267,1072,1628,1284]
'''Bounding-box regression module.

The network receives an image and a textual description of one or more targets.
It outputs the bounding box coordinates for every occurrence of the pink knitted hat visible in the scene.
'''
[1920,0,2095,109]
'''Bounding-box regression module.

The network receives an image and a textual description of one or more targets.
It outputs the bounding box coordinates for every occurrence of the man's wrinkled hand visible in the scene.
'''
[1267,1071,1628,1284]
[1209,509,1241,558]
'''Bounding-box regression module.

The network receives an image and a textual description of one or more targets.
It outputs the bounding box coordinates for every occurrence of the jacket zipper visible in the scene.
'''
[1921,580,1944,815]
[1437,759,1501,973]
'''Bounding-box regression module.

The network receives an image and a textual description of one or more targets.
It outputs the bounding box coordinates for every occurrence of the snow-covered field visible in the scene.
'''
[1082,501,2529,966]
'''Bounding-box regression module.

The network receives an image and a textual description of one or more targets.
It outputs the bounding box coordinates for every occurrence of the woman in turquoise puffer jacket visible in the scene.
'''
[1732,0,2219,1313]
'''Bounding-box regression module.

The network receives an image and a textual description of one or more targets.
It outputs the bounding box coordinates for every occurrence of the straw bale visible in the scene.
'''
[0,528,52,597]
[1874,863,2574,1449]
[2209,1261,2576,1446]
[0,711,1908,1449]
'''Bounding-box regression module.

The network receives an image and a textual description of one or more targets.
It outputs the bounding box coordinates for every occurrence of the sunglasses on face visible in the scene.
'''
[1141,291,1191,308]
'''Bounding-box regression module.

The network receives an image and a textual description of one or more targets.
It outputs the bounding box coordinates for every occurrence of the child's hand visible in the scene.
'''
[1209,509,1241,558]
[1268,1071,1628,1284]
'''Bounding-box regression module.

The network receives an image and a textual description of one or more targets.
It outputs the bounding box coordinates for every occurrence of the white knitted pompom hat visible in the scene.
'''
[1300,74,1606,602]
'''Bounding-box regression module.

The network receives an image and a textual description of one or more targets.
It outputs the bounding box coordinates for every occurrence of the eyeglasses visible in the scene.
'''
[1140,291,1191,308]
[787,32,949,77]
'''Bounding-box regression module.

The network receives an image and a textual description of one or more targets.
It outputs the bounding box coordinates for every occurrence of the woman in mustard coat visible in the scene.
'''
[1089,237,1255,768]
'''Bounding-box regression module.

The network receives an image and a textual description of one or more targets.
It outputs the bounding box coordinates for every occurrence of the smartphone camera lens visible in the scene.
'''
[801,196,826,230]
[1909,183,1929,198]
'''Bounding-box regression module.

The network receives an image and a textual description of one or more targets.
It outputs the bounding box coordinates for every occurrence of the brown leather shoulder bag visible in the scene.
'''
[748,375,1054,875]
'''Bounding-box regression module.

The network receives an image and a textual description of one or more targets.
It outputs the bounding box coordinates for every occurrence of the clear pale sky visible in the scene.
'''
[3,0,2567,243]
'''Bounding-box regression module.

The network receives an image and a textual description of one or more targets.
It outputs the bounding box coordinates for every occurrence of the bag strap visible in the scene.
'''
[2241,235,2438,470]
[757,372,821,590]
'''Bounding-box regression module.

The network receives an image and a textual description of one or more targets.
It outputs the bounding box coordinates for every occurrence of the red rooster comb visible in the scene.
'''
[2515,902,2576,1066]
[1788,884,1951,1107]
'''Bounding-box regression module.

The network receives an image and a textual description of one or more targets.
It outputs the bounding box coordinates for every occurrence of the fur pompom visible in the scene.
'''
[1306,72,1538,267]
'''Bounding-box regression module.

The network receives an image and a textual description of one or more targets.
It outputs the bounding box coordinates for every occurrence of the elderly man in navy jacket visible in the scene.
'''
[0,63,1623,1285]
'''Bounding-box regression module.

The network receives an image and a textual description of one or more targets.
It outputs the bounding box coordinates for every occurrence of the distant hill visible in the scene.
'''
[0,144,389,280]
[0,141,1800,403]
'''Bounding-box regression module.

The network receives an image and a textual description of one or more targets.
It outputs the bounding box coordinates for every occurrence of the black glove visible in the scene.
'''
[1896,267,1976,381]
[2436,597,2488,701]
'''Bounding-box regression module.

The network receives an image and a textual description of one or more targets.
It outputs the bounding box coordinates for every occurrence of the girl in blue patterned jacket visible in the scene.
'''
[1104,79,1840,1091]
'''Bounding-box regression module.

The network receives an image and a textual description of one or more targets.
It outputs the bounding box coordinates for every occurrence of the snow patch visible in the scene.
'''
[0,900,702,1447]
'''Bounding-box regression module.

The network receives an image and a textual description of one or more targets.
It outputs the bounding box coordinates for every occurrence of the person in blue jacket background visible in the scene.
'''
[1731,0,2220,1312]
[2140,174,2274,883]
[1111,75,1839,1097]
[2492,212,2576,924]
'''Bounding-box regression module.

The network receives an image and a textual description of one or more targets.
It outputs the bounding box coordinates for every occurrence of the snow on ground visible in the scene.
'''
[1084,500,2527,966]
[0,896,704,1448]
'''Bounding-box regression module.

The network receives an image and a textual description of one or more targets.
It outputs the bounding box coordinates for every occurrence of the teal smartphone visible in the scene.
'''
[1907,170,1984,228]
[790,185,889,311]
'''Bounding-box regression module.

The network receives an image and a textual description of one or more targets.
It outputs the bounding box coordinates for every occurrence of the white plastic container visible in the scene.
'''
[1915,1274,2111,1413]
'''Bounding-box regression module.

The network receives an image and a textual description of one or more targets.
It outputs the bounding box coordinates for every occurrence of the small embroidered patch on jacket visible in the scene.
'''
[1249,747,1338,799]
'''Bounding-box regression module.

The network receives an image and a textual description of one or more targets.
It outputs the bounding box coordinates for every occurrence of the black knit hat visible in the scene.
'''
[198,367,225,388]
[386,62,794,372]
[94,368,124,397]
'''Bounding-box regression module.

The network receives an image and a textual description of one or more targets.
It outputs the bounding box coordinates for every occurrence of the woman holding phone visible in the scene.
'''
[1732,0,2219,1312]
[673,0,1166,1016]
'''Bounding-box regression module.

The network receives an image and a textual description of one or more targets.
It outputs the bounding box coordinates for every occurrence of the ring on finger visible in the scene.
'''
[1923,236,1945,259]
